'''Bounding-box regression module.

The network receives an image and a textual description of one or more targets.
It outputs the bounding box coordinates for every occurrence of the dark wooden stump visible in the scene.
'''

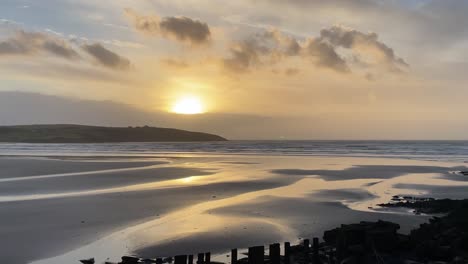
[304,239,310,249]
[304,239,310,262]
[284,242,291,264]
[248,246,264,264]
[269,243,280,264]
[197,253,205,264]
[231,248,238,264]
[175,255,188,264]
[205,252,211,264]
[313,237,320,263]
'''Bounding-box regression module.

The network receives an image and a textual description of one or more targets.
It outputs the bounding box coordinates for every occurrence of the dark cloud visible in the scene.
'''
[82,43,131,70]
[125,9,211,45]
[0,30,79,59]
[224,26,406,74]
[224,30,300,73]
[159,16,210,44]
[42,41,79,59]
[224,39,267,73]
[319,26,408,69]
[303,38,349,72]
[0,29,131,71]
[223,29,348,73]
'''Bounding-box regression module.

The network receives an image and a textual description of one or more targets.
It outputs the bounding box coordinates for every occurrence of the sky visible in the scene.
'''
[1,0,468,140]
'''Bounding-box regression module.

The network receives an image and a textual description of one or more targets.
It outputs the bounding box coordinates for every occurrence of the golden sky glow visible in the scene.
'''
[1,0,468,139]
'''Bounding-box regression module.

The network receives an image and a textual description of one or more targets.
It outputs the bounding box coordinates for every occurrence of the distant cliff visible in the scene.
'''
[0,124,227,143]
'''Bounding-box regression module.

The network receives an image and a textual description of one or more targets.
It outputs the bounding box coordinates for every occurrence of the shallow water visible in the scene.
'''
[2,140,468,162]
[1,141,468,264]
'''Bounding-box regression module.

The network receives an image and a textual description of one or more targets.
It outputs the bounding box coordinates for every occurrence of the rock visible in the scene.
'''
[142,259,157,263]
[163,257,173,263]
[79,258,95,264]
[323,219,401,262]
[120,256,139,264]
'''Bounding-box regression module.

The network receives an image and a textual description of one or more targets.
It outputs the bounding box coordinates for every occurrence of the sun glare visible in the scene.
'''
[171,96,204,114]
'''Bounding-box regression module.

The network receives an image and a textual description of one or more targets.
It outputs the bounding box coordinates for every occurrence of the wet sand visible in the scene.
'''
[1,155,467,264]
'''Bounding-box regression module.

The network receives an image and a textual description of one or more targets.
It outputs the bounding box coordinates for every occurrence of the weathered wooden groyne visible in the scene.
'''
[81,236,329,264]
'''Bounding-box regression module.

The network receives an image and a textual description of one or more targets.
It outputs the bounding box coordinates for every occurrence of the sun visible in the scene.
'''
[171,96,204,114]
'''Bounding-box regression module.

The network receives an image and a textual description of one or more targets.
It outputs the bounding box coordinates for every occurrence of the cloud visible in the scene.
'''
[223,29,301,73]
[125,8,211,45]
[223,26,406,74]
[159,16,211,45]
[223,39,266,73]
[303,38,349,72]
[319,26,408,69]
[0,29,132,71]
[82,43,131,70]
[0,30,79,59]
[223,28,348,73]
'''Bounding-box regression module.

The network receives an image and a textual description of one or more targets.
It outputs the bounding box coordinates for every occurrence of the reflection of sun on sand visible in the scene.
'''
[25,156,468,264]
[31,177,380,264]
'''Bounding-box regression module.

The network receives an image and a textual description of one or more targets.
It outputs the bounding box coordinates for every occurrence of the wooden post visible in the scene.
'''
[248,246,264,264]
[197,253,204,264]
[304,239,310,262]
[284,242,291,264]
[269,243,280,264]
[231,248,238,264]
[188,255,194,264]
[205,252,211,264]
[313,237,320,263]
[156,258,163,264]
[304,239,310,249]
[121,256,139,264]
[175,255,187,264]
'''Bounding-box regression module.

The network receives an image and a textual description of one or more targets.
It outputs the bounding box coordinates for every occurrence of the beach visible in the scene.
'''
[1,141,468,264]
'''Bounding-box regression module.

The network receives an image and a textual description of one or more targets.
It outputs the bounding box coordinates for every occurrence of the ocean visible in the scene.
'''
[2,140,468,162]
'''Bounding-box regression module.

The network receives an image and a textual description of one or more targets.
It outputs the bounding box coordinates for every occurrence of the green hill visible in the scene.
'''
[0,124,227,143]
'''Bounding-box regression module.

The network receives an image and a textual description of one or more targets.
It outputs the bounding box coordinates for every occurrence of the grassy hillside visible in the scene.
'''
[0,124,227,143]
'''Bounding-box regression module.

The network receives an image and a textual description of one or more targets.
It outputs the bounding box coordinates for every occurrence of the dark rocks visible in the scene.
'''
[378,197,459,214]
[120,256,140,264]
[142,259,157,263]
[332,198,468,263]
[323,220,401,263]
[80,258,95,264]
